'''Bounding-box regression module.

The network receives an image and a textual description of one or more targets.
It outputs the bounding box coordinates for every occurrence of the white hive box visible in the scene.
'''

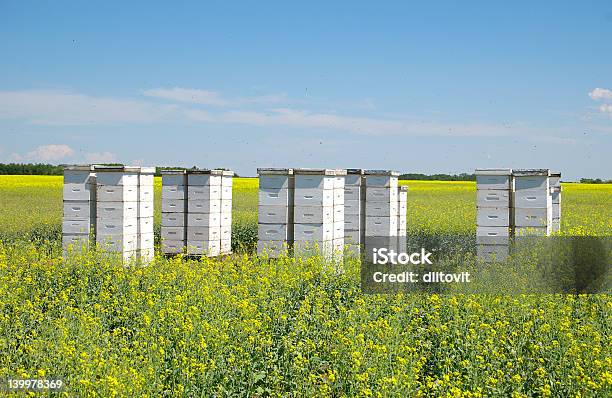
[163,185,187,200]
[364,170,400,188]
[161,240,185,254]
[96,201,138,220]
[258,206,291,224]
[187,213,221,227]
[514,208,552,228]
[258,223,289,241]
[63,165,97,201]
[187,169,223,186]
[366,216,398,237]
[476,207,510,227]
[293,188,334,207]
[294,223,335,241]
[96,233,138,252]
[293,206,334,224]
[476,226,510,245]
[62,234,91,250]
[94,166,140,186]
[188,200,219,214]
[62,219,93,235]
[162,213,185,227]
[187,240,221,256]
[63,201,95,222]
[476,190,510,208]
[162,226,186,241]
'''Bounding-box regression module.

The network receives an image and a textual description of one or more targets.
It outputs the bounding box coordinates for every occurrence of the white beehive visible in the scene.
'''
[257,168,294,257]
[512,169,552,236]
[62,165,96,252]
[95,165,141,261]
[292,168,345,260]
[475,168,513,261]
[161,170,187,255]
[186,169,223,257]
[364,170,399,238]
[344,169,365,253]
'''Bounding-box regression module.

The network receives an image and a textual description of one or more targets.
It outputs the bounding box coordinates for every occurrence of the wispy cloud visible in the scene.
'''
[0,89,176,125]
[143,87,286,107]
[588,88,612,101]
[6,144,75,163]
[188,107,536,138]
[599,104,612,114]
[85,151,118,163]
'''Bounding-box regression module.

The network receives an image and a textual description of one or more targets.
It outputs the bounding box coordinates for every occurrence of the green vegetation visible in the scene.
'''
[0,175,610,396]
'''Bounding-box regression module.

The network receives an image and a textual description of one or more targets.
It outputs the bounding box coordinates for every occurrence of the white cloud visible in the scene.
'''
[85,151,118,163]
[189,107,523,137]
[144,87,286,107]
[599,104,612,114]
[0,89,177,125]
[144,87,228,106]
[26,144,74,162]
[588,88,612,101]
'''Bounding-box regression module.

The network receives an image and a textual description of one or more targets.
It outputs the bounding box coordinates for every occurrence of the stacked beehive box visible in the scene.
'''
[513,169,552,237]
[475,168,512,261]
[220,171,234,254]
[186,169,222,257]
[62,165,96,250]
[332,169,346,255]
[95,166,140,261]
[257,168,294,257]
[344,169,365,254]
[161,170,187,254]
[137,167,155,262]
[293,168,344,258]
[363,170,399,256]
[364,170,399,238]
[549,172,562,233]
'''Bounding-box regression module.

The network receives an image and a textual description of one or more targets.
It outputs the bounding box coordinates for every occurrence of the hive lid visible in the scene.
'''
[187,168,224,176]
[513,169,550,176]
[63,164,95,171]
[293,168,337,175]
[160,169,186,175]
[257,168,294,175]
[364,169,400,177]
[219,170,234,176]
[93,165,142,173]
[474,168,513,176]
[550,171,561,177]
[334,169,348,176]
[346,168,365,175]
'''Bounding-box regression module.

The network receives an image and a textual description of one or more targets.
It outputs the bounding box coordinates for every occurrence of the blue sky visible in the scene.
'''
[1,1,611,179]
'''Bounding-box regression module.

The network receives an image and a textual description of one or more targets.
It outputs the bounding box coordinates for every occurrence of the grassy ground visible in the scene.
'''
[0,175,610,396]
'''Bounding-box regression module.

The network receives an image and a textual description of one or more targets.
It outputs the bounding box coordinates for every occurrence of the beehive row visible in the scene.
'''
[257,168,403,258]
[161,169,233,257]
[62,165,155,262]
[475,168,562,261]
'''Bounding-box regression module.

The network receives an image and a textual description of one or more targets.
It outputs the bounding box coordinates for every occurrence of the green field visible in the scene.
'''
[0,175,610,396]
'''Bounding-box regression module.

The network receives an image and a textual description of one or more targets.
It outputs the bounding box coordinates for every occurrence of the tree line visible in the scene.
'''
[1,163,611,182]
